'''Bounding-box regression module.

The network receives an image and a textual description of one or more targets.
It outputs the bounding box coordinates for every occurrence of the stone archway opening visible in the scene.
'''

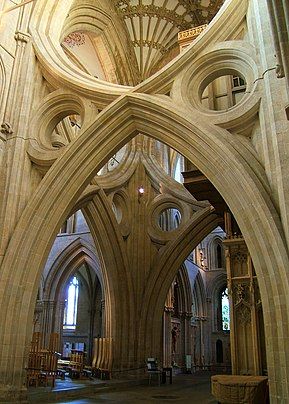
[0,95,287,402]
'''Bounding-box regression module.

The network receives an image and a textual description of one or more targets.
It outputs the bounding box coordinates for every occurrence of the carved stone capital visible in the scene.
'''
[1,122,13,136]
[276,63,285,78]
[14,31,31,43]
[164,305,174,313]
[195,315,207,322]
[179,311,192,319]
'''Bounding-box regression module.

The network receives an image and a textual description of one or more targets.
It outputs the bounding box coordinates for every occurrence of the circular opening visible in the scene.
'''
[158,208,181,231]
[51,114,82,149]
[201,74,246,111]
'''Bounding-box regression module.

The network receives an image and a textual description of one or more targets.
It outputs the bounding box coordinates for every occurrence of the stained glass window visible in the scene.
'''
[222,288,230,331]
[63,276,79,330]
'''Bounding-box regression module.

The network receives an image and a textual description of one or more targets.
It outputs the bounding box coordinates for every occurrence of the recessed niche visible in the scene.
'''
[201,74,246,111]
[158,208,181,231]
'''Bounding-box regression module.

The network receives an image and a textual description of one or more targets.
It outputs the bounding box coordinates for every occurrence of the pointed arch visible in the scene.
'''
[0,93,288,397]
[43,237,103,302]
[192,272,207,318]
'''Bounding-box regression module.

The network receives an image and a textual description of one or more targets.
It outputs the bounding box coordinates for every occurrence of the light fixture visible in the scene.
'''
[138,186,144,195]
[138,186,144,202]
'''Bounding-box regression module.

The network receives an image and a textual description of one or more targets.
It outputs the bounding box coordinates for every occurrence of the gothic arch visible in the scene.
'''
[43,237,103,302]
[0,88,288,397]
[192,272,207,319]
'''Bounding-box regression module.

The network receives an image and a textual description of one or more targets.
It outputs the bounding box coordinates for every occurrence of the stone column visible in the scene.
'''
[54,301,65,353]
[223,236,265,375]
[101,299,105,336]
[0,29,35,259]
[179,311,192,371]
[163,305,173,367]
[88,307,96,363]
[40,300,56,348]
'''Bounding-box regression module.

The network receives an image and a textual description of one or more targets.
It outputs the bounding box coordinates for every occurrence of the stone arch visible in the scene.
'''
[29,0,246,104]
[43,237,103,302]
[60,2,137,85]
[0,94,288,398]
[192,272,207,319]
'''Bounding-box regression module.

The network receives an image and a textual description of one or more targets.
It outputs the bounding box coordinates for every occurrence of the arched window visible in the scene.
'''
[63,276,79,330]
[222,288,230,331]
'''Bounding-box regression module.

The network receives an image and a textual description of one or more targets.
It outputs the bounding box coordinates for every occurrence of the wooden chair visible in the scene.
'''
[26,332,44,387]
[26,332,60,388]
[68,350,84,378]
[147,358,162,386]
[26,351,42,387]
[39,350,58,387]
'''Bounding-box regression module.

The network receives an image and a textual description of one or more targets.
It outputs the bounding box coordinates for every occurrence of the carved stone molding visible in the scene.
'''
[178,24,208,42]
[237,305,251,325]
[195,315,207,322]
[232,251,247,263]
[234,283,251,306]
[179,311,192,319]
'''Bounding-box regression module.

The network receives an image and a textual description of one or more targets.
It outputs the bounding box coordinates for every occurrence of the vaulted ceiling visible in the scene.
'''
[63,0,225,83]
[113,0,224,79]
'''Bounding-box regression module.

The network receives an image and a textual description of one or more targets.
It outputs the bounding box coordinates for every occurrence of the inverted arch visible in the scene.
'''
[82,191,134,367]
[0,93,288,397]
[30,0,246,104]
[139,207,219,357]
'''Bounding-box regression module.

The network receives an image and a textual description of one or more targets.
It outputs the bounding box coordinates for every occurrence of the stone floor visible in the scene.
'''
[28,371,218,403]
